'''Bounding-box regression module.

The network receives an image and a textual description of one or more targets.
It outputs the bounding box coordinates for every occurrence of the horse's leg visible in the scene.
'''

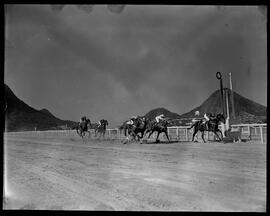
[214,129,223,141]
[164,130,170,142]
[142,129,149,140]
[123,135,129,144]
[76,127,81,136]
[192,128,198,142]
[102,131,105,140]
[148,131,154,139]
[81,132,85,143]
[155,132,160,143]
[201,131,206,143]
[140,130,148,144]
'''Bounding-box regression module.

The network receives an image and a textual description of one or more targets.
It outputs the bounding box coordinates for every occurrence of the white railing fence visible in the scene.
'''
[5,124,267,143]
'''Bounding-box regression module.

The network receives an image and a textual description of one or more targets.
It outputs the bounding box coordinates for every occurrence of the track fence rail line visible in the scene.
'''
[5,124,267,143]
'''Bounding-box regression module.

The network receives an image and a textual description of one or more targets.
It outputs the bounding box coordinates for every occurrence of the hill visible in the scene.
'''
[4,84,77,131]
[143,107,181,121]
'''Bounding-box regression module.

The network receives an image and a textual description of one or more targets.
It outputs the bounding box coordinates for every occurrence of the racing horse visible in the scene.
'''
[94,119,108,139]
[131,116,150,140]
[119,122,138,144]
[188,113,225,143]
[76,118,91,139]
[119,116,149,144]
[142,118,171,143]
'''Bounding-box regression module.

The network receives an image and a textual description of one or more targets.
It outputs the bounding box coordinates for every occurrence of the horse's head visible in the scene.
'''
[216,113,225,124]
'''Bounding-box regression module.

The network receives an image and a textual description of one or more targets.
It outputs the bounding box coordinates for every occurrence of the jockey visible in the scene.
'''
[97,120,102,127]
[203,113,215,130]
[203,113,210,122]
[125,115,139,127]
[155,114,165,123]
[80,116,86,124]
[192,110,200,123]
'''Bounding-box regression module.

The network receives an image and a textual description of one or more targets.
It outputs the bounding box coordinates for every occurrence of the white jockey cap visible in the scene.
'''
[195,111,200,116]
[160,114,165,117]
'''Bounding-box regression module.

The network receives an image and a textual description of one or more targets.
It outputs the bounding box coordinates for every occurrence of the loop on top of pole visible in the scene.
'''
[216,72,222,80]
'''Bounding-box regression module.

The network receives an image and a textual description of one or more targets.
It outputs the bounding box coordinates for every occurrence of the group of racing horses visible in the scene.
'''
[73,113,226,143]
[73,118,108,139]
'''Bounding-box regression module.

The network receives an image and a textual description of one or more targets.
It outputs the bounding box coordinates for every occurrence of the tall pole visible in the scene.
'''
[216,72,226,137]
[229,72,236,119]
[216,72,226,117]
[225,89,230,130]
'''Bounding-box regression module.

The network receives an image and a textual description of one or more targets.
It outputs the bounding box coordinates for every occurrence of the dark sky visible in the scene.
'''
[5,5,267,127]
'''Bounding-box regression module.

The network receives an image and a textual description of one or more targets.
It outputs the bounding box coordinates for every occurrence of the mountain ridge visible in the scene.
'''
[4,84,77,131]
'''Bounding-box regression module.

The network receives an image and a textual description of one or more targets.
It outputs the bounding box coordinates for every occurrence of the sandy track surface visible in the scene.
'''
[3,134,266,211]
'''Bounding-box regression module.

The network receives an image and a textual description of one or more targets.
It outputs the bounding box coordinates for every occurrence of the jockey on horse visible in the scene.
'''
[189,113,225,143]
[77,116,91,138]
[202,112,216,130]
[95,119,108,138]
[141,114,170,143]
[79,116,88,131]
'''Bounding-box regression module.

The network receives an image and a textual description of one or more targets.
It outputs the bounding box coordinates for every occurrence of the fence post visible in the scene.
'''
[185,129,188,141]
[108,129,110,139]
[260,126,264,144]
[117,129,119,139]
[248,125,251,140]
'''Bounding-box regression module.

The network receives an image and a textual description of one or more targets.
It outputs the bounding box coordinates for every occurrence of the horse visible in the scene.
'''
[131,116,150,140]
[119,120,140,144]
[119,116,149,144]
[94,119,108,139]
[142,118,171,143]
[76,118,91,139]
[188,113,225,143]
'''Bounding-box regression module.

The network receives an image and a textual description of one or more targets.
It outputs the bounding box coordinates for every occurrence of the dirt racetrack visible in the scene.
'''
[3,133,266,211]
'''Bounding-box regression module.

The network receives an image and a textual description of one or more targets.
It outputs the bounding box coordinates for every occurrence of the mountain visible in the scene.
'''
[179,88,267,124]
[144,107,181,121]
[4,84,77,132]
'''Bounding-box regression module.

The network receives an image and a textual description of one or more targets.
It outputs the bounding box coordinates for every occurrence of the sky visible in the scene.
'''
[5,5,267,127]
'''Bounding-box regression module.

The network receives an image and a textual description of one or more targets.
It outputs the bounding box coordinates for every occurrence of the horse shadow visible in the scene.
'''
[141,140,180,145]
